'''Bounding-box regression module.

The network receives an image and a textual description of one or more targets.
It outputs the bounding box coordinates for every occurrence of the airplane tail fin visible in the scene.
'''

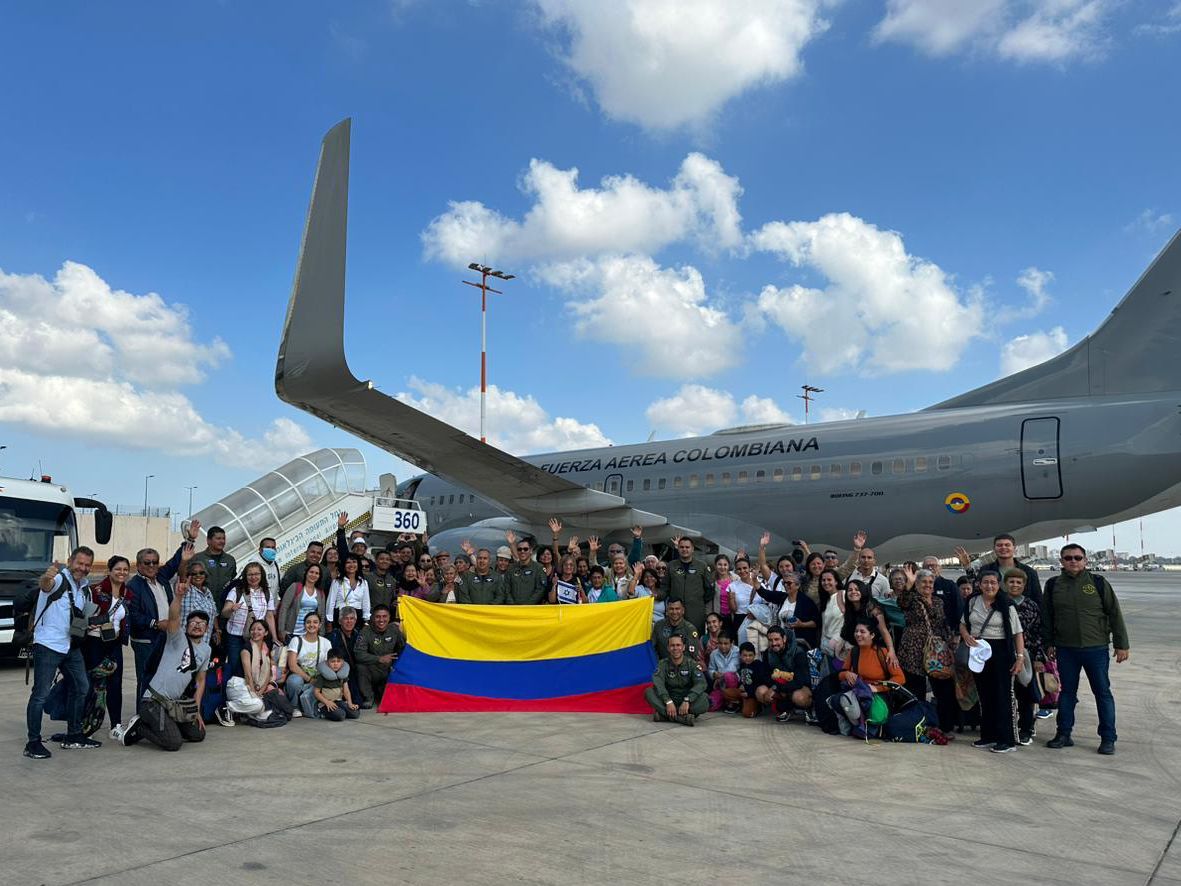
[929,230,1181,409]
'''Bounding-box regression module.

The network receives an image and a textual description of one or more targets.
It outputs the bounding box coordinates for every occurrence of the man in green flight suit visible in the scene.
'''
[456,549,506,605]
[503,533,547,605]
[645,635,708,725]
[651,599,701,662]
[666,537,714,634]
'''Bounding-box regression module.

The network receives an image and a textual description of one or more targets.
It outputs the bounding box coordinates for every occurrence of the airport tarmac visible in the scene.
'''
[2,572,1178,886]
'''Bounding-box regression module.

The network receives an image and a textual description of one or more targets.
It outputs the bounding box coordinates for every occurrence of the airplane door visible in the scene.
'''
[1021,417,1062,500]
[605,473,623,496]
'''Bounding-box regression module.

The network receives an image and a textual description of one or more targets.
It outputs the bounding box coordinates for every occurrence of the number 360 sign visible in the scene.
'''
[371,503,428,533]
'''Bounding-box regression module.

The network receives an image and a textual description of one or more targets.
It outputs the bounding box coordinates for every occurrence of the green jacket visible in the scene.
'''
[503,561,547,605]
[367,569,398,613]
[355,623,405,667]
[1043,570,1129,650]
[651,618,701,661]
[196,548,238,606]
[665,558,714,630]
[457,572,506,605]
[651,655,707,705]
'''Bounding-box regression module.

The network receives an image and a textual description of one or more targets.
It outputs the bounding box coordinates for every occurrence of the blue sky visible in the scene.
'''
[1,1,1178,554]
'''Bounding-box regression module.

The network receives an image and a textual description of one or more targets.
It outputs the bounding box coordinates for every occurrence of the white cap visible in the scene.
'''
[967,641,993,673]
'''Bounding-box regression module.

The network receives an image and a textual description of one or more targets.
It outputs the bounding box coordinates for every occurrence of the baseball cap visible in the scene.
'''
[967,641,993,673]
[496,546,512,559]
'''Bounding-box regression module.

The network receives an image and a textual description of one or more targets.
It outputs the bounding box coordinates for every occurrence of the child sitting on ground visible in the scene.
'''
[708,633,740,712]
[724,641,774,718]
[311,650,361,721]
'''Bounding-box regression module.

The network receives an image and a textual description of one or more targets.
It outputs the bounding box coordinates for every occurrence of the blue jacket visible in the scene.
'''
[127,543,185,641]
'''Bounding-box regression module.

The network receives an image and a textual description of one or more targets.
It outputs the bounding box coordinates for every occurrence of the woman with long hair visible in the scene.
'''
[817,567,847,659]
[284,611,331,716]
[221,562,278,678]
[841,579,898,668]
[277,562,326,644]
[326,553,371,630]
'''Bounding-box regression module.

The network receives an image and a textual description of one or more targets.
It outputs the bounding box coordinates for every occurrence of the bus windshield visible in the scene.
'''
[0,497,77,571]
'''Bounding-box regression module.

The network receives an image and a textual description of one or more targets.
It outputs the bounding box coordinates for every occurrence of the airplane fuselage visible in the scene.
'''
[406,391,1181,559]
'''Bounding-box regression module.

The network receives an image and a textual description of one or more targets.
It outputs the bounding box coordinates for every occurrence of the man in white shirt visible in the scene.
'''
[24,547,100,759]
[239,537,281,596]
[851,548,891,600]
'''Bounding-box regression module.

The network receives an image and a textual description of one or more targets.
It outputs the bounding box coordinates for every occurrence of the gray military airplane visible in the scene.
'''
[276,120,1181,560]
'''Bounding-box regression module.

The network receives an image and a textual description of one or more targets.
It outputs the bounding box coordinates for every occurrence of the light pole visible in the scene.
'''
[143,474,155,545]
[463,263,515,443]
[185,485,198,518]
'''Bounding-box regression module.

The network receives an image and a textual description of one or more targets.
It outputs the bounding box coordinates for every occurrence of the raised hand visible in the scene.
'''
[548,517,562,536]
[953,546,972,568]
[852,530,867,550]
[631,525,643,538]
[337,512,349,528]
[736,546,748,561]
[181,543,196,562]
[505,529,517,546]
[460,539,475,556]
[588,535,600,552]
[759,531,771,548]
[671,534,683,547]
[188,518,201,541]
[566,536,580,554]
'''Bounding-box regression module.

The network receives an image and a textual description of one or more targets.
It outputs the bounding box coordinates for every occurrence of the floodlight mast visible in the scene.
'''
[462,263,516,443]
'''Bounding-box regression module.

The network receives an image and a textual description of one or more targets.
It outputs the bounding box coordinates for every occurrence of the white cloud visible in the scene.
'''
[0,262,313,471]
[1014,265,1053,316]
[751,212,984,375]
[1125,208,1175,234]
[537,254,743,377]
[1134,2,1181,37]
[646,384,796,436]
[534,0,830,129]
[819,406,863,422]
[875,0,1111,62]
[395,376,611,453]
[999,326,1069,375]
[422,153,743,267]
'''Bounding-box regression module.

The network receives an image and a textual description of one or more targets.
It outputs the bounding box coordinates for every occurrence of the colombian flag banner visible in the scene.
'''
[379,596,656,713]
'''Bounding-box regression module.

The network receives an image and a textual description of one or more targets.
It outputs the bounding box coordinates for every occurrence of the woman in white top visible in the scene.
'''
[960,571,1025,754]
[221,562,278,678]
[284,611,332,715]
[818,568,848,660]
[277,562,326,643]
[241,620,278,700]
[326,553,370,631]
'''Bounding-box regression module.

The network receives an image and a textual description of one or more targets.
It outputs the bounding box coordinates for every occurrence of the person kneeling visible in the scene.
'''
[311,650,361,721]
[118,582,209,751]
[764,626,813,723]
[645,635,708,726]
[724,642,774,718]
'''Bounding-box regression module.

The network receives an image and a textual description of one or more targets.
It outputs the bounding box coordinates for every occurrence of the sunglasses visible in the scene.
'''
[141,559,159,566]
[1061,555,1085,561]
[516,546,530,552]
[188,572,207,578]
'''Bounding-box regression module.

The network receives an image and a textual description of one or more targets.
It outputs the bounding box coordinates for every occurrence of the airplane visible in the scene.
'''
[276,119,1181,561]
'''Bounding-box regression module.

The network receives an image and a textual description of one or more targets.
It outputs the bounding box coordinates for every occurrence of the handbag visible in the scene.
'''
[1042,670,1060,695]
[919,603,954,679]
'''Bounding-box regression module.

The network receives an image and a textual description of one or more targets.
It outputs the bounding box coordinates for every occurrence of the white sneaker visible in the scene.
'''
[215,706,236,727]
[109,723,125,743]
[291,709,303,719]
[116,715,140,746]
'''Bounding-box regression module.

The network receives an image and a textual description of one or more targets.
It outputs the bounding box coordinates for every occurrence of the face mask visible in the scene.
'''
[261,548,277,563]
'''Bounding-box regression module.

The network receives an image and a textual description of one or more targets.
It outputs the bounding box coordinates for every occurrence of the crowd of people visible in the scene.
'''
[23,512,1130,762]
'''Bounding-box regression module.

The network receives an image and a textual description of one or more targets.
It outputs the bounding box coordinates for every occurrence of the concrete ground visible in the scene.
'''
[3,573,1179,886]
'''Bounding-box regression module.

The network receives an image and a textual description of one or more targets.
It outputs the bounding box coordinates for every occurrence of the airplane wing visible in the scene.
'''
[274,120,696,536]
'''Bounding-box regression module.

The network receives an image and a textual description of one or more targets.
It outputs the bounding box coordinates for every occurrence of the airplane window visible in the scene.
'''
[755,470,765,483]
[658,478,666,490]
[937,455,952,471]
[830,464,842,477]
[458,494,465,503]
[429,496,435,506]
[871,461,883,475]
[850,462,862,477]
[791,466,802,481]
[626,480,634,492]
[705,473,715,487]
[809,465,821,480]
[721,472,731,486]
[449,494,455,504]
[772,468,784,482]
[689,474,699,488]
[915,456,928,473]
[674,476,683,489]
[737,471,748,485]
[595,482,605,491]
[892,459,906,474]
[643,478,651,491]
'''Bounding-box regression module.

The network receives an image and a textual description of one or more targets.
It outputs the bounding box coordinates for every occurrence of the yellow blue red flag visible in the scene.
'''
[379,596,656,713]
